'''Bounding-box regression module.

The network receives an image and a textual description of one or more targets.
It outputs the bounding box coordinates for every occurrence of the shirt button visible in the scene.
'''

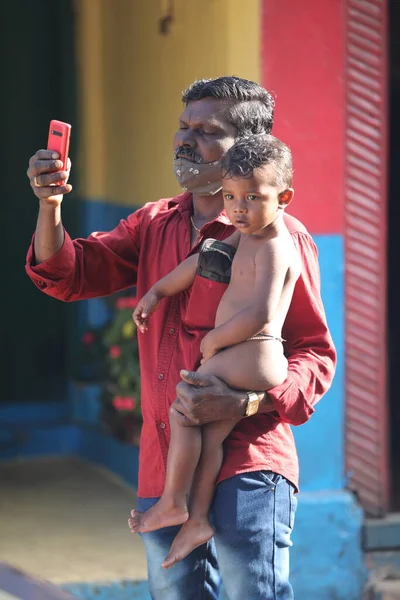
[160,422,166,429]
[37,279,44,286]
[185,237,189,243]
[158,373,164,380]
[168,328,175,335]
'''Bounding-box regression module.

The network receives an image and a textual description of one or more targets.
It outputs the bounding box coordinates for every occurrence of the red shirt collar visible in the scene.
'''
[168,192,231,227]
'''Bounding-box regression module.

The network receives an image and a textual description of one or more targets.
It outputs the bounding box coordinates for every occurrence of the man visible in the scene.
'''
[26,76,336,600]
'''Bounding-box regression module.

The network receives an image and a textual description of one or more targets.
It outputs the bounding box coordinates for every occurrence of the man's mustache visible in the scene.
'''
[174,146,203,164]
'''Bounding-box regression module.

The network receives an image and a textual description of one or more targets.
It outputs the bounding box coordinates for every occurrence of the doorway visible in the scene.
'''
[0,1,78,404]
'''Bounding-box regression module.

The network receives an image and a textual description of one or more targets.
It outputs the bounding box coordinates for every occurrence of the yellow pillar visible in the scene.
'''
[76,0,261,207]
[76,0,107,197]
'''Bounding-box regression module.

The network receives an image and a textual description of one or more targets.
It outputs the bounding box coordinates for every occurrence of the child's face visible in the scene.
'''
[222,165,293,236]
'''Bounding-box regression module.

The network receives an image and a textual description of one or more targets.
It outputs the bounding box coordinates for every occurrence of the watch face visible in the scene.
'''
[246,393,259,416]
[247,402,258,416]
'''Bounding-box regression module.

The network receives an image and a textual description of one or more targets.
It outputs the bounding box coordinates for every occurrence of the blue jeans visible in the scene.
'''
[137,471,297,600]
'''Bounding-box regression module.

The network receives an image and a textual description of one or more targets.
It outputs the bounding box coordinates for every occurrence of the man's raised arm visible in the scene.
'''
[26,149,142,302]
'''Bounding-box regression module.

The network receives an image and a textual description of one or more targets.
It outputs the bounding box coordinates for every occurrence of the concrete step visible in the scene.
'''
[0,562,75,600]
[364,514,400,551]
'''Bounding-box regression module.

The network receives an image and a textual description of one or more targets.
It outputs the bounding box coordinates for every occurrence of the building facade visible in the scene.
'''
[2,1,396,598]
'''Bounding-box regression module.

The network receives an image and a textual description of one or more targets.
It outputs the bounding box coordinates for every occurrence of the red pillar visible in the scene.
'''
[261,0,345,235]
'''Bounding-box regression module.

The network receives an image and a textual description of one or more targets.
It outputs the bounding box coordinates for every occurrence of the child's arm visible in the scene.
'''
[133,253,199,332]
[152,253,199,297]
[200,240,290,359]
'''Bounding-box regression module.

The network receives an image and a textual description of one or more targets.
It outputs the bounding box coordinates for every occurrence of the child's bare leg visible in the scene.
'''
[158,337,287,564]
[162,417,238,569]
[130,412,202,533]
[161,338,282,568]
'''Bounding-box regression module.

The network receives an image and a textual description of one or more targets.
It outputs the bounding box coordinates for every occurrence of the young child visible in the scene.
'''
[129,134,301,569]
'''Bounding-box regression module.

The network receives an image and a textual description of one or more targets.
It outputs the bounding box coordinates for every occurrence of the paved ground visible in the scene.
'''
[0,458,147,585]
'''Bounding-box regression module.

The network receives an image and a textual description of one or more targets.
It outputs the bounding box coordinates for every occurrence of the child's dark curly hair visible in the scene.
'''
[221,134,293,189]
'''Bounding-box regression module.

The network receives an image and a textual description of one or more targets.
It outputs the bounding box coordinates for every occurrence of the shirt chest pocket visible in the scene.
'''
[183,238,235,331]
[183,275,228,331]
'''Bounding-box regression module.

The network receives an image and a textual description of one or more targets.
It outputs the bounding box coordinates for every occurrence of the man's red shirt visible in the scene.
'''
[26,192,336,495]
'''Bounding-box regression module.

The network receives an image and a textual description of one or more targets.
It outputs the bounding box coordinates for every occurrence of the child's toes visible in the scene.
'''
[129,516,142,532]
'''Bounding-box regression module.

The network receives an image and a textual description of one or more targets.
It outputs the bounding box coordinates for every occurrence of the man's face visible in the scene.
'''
[174,98,237,164]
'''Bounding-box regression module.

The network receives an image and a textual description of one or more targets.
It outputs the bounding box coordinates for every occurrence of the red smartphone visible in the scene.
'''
[47,120,71,185]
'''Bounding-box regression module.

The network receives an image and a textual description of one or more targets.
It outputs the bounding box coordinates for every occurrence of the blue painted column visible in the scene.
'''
[290,234,366,598]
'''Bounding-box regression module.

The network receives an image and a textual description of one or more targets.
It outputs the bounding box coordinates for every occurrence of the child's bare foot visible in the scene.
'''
[128,509,143,533]
[128,499,189,534]
[161,518,214,569]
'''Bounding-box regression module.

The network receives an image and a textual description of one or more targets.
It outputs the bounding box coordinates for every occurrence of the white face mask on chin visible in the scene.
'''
[173,158,222,196]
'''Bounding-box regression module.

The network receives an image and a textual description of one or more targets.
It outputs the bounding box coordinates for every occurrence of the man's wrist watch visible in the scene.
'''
[244,391,260,417]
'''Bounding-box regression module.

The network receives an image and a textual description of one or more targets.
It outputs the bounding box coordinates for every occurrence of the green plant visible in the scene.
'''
[74,293,141,444]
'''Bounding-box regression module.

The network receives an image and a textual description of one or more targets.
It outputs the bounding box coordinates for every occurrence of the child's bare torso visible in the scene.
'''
[215,224,300,339]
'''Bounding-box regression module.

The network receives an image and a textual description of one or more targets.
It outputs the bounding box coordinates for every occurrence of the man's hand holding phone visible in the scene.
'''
[27,120,72,206]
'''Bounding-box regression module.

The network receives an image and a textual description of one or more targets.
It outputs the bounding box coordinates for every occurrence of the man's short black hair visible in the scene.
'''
[182,76,275,136]
[221,134,293,189]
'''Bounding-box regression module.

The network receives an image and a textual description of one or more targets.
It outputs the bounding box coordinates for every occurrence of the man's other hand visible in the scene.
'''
[172,370,245,426]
